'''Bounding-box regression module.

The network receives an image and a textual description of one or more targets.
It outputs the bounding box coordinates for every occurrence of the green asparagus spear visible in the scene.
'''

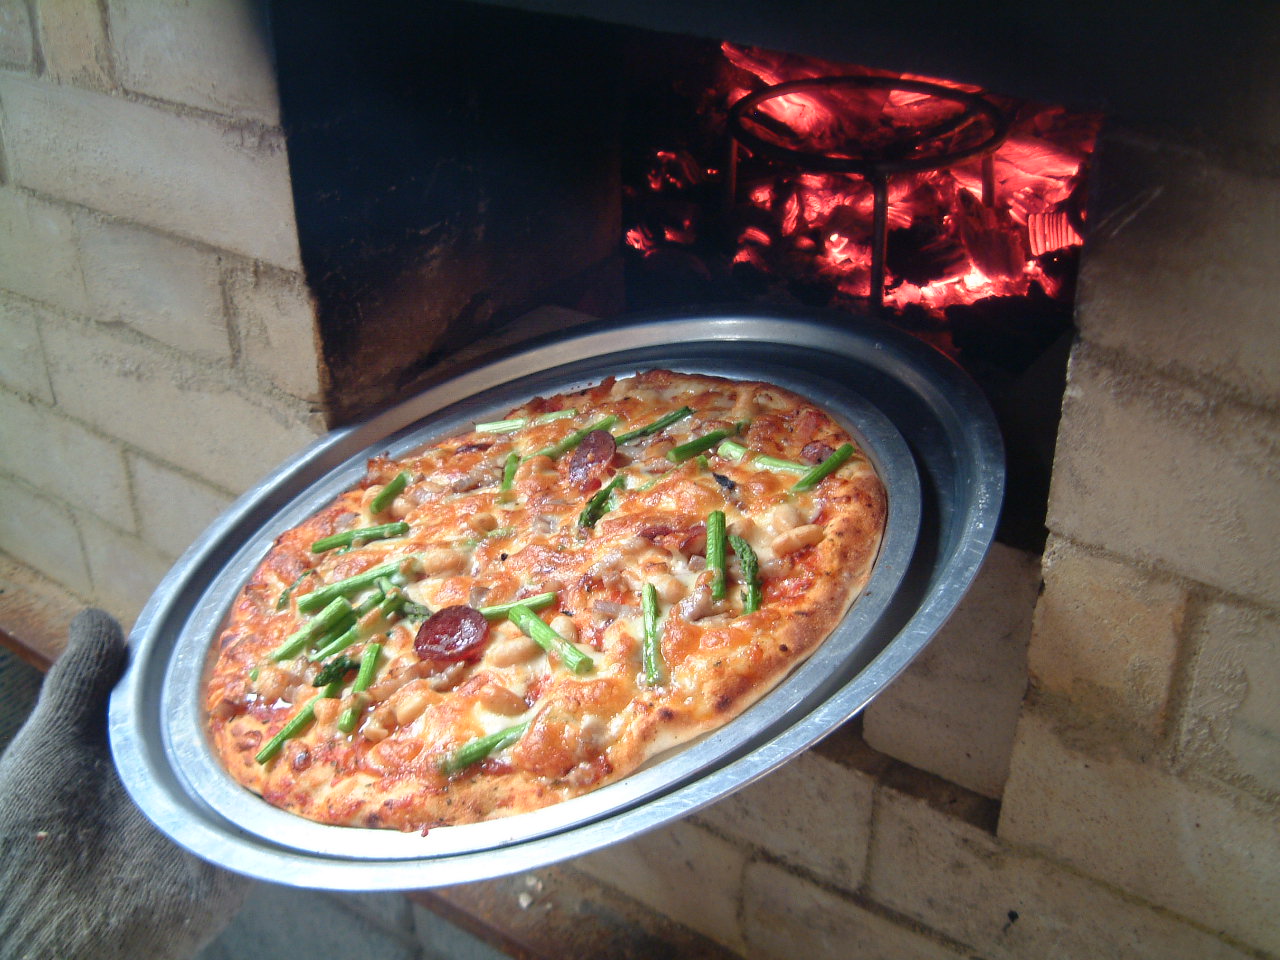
[578,473,626,528]
[500,451,520,492]
[312,655,358,687]
[641,582,664,686]
[369,471,410,515]
[275,570,316,611]
[478,591,557,621]
[310,521,410,554]
[716,440,807,472]
[507,604,594,674]
[614,406,693,445]
[706,510,727,601]
[307,587,405,662]
[255,680,342,764]
[728,534,762,614]
[530,415,619,459]
[296,556,420,614]
[667,428,734,463]
[474,409,578,433]
[440,720,531,774]
[269,597,354,662]
[791,443,856,492]
[337,642,382,734]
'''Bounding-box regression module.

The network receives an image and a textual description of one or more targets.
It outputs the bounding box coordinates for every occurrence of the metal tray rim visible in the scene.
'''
[109,307,1004,889]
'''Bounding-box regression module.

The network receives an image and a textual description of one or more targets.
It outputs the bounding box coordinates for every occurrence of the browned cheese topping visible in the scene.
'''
[205,370,886,831]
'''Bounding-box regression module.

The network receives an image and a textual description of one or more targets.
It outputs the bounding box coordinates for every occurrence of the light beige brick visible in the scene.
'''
[0,292,55,402]
[78,213,231,360]
[870,777,1258,960]
[1181,599,1280,795]
[1078,131,1280,408]
[0,76,300,268]
[40,315,319,492]
[1000,708,1280,952]
[693,749,875,888]
[78,511,174,627]
[0,473,91,596]
[107,0,280,124]
[0,391,132,526]
[36,0,113,89]
[224,262,322,400]
[571,819,748,954]
[0,0,34,69]
[1050,344,1280,608]
[0,186,89,314]
[743,861,964,960]
[863,543,1039,798]
[1029,536,1185,743]
[130,453,234,559]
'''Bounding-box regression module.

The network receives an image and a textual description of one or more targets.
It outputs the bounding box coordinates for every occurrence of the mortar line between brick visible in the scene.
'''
[733,850,753,953]
[1072,338,1280,428]
[862,770,889,896]
[321,892,424,954]
[0,546,92,610]
[0,380,242,506]
[733,829,982,958]
[1045,533,1280,620]
[16,69,288,141]
[1162,587,1207,765]
[691,777,981,957]
[220,262,245,371]
[24,300,58,408]
[92,0,122,89]
[119,447,143,542]
[4,469,97,602]
[1161,589,1280,810]
[0,89,12,184]
[0,465,171,562]
[992,780,1279,960]
[4,181,302,276]
[7,288,322,428]
[73,192,286,265]
[19,0,45,78]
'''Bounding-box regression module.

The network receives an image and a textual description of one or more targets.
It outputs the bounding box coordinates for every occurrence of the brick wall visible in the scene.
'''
[558,79,1280,960]
[2,3,1277,958]
[0,0,323,623]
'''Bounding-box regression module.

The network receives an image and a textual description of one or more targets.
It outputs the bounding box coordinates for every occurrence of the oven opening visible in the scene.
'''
[272,0,1100,550]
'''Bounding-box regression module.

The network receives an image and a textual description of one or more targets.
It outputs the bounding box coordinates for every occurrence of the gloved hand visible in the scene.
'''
[0,609,250,960]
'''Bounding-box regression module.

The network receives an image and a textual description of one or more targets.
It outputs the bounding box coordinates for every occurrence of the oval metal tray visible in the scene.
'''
[109,308,1003,889]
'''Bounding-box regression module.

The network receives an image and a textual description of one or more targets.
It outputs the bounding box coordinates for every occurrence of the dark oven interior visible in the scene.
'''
[271,0,1238,550]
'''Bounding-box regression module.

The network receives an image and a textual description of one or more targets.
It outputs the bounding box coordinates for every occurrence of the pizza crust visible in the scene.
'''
[205,371,886,831]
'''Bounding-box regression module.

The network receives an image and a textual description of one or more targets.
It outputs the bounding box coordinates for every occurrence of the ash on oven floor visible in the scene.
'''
[196,884,510,960]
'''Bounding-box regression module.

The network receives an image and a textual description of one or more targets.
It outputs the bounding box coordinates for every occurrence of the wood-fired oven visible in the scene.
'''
[0,1,1275,955]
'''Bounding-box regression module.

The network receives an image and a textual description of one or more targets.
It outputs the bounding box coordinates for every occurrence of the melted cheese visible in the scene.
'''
[206,370,885,831]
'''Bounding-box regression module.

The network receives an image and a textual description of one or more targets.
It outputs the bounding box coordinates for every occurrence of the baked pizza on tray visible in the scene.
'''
[205,369,887,831]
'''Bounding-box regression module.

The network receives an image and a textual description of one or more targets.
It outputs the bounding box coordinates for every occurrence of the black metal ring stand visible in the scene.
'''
[726,76,1011,313]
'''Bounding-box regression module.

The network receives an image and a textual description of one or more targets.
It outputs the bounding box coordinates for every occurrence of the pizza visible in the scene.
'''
[204,369,886,831]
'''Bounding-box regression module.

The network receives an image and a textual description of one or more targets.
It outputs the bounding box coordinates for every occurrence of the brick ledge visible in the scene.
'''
[0,555,85,670]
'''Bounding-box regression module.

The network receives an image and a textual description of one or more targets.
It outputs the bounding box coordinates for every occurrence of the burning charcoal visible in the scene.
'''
[955,190,1027,280]
[885,219,967,287]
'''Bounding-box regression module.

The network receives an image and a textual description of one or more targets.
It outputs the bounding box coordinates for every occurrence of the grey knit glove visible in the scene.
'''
[0,609,250,960]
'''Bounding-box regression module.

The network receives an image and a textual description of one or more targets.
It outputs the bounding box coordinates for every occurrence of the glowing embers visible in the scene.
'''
[623,43,1099,320]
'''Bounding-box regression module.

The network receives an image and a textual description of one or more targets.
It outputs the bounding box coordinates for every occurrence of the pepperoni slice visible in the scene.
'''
[567,429,617,488]
[414,606,489,662]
